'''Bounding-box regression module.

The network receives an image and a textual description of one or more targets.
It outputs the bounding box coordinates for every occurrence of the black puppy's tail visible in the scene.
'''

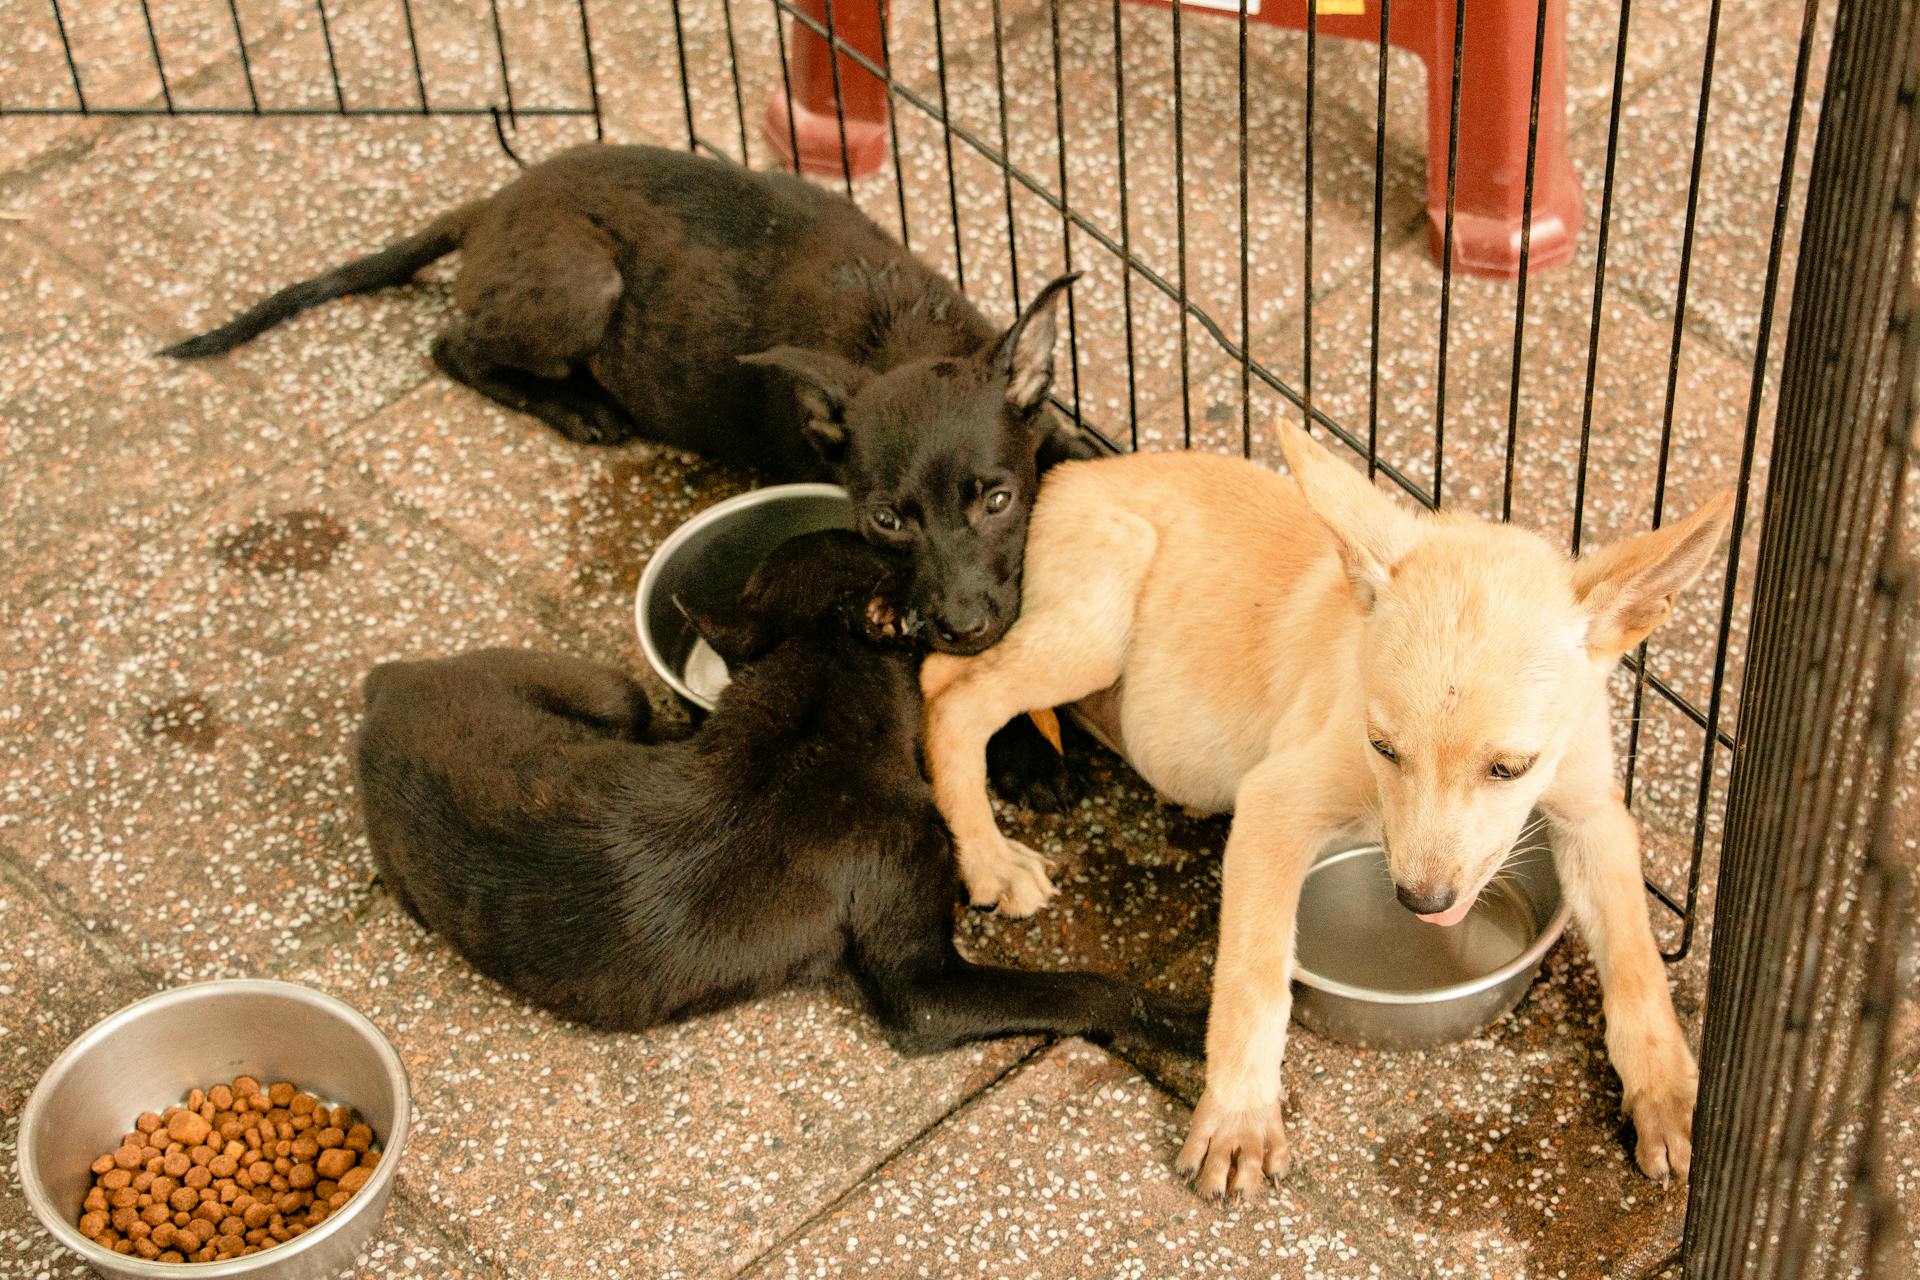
[158,201,482,359]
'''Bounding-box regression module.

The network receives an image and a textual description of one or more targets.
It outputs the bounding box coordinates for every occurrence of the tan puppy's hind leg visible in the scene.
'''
[923,502,1157,917]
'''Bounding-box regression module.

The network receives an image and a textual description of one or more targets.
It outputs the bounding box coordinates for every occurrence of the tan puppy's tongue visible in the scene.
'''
[1417,898,1476,928]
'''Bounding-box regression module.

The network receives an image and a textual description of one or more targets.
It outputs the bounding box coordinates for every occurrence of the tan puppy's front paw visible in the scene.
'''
[1626,1071,1697,1184]
[958,835,1056,918]
[1175,1090,1291,1202]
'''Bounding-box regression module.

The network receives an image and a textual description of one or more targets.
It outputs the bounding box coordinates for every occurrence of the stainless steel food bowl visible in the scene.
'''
[1291,830,1570,1049]
[635,482,854,710]
[17,980,411,1280]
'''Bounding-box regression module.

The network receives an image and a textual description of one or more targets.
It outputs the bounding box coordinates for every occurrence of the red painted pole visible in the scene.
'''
[1122,0,1582,277]
[764,0,890,181]
[1422,0,1581,274]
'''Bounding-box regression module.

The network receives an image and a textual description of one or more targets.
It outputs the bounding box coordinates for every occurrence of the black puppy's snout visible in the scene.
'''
[936,616,995,646]
[1395,884,1458,916]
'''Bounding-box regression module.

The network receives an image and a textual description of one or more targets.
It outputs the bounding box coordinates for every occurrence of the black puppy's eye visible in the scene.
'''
[1370,737,1398,764]
[870,507,902,533]
[1489,755,1536,781]
[983,488,1013,514]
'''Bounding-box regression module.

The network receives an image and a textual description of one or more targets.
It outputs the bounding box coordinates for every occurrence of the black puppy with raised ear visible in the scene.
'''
[167,143,1089,808]
[355,530,1202,1055]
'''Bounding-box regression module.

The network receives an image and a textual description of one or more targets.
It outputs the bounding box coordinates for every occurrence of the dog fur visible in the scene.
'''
[918,425,1731,1198]
[169,142,1095,807]
[161,143,1096,654]
[355,529,1204,1056]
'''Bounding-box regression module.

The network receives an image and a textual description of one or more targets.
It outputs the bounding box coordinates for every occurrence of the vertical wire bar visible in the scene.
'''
[990,0,1021,309]
[48,0,88,112]
[1621,0,1726,810]
[398,0,430,112]
[770,2,802,171]
[1046,0,1083,427]
[1237,0,1251,456]
[821,0,855,196]
[576,0,603,140]
[1432,0,1468,502]
[878,0,911,247]
[1822,268,1919,1267]
[1700,0,1912,1239]
[137,0,175,113]
[1366,0,1391,478]
[719,0,752,160]
[1303,0,1317,429]
[1111,0,1139,448]
[932,0,968,290]
[1680,0,1920,1240]
[487,0,518,129]
[1743,0,1910,744]
[1689,0,1894,1241]
[223,0,260,113]
[1661,0,1823,967]
[1764,410,1913,1277]
[1571,0,1638,554]
[1500,0,1551,523]
[315,0,346,113]
[670,0,696,150]
[1172,0,1192,449]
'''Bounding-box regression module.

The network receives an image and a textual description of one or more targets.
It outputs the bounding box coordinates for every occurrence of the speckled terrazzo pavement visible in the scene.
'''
[2,0,1911,1277]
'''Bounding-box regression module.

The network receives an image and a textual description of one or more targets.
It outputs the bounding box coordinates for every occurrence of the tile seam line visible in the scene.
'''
[727,1040,1052,1279]
[0,838,167,992]
[0,377,435,634]
[387,1186,521,1280]
[333,428,600,648]
[7,220,279,410]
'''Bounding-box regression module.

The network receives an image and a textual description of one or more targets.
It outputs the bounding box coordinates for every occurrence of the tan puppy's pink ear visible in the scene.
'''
[1276,419,1421,610]
[1572,490,1734,657]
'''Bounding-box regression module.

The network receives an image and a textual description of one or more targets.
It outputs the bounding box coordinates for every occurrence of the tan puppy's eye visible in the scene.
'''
[1369,736,1398,764]
[1488,755,1537,781]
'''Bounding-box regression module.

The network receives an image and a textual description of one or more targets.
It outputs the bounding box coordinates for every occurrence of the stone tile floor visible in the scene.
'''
[1,0,1913,1276]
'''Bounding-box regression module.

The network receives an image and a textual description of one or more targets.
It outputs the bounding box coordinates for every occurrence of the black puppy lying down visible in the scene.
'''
[355,531,1202,1052]
[174,142,1087,811]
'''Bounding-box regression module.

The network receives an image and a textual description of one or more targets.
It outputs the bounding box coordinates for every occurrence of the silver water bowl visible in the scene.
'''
[1292,830,1570,1049]
[17,980,410,1279]
[634,483,854,710]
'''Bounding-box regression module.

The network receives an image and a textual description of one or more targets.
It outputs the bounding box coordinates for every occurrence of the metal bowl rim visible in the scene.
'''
[1291,843,1573,1006]
[16,978,412,1279]
[633,482,852,710]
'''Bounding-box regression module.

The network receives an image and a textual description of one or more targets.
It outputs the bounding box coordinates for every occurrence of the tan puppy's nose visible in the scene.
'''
[1395,883,1457,916]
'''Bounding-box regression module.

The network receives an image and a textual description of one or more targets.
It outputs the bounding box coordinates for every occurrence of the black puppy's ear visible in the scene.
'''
[740,347,871,463]
[988,272,1079,416]
[1034,413,1107,471]
[676,593,777,667]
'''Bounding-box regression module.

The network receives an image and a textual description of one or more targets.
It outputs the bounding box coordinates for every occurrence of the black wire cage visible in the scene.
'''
[3,0,1912,1274]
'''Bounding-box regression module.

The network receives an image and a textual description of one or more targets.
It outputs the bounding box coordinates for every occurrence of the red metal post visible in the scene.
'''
[1123,0,1583,277]
[764,0,891,181]
[1422,0,1581,274]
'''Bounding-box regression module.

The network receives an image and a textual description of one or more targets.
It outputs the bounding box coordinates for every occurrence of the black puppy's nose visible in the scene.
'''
[936,616,994,645]
[1395,884,1457,916]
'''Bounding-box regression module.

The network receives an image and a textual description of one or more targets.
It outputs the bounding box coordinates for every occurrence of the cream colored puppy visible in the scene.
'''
[921,422,1730,1199]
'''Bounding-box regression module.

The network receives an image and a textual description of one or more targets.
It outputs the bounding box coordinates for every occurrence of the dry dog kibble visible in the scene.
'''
[75,1076,383,1264]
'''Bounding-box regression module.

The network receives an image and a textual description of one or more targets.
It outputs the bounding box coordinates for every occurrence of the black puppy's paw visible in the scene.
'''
[987,717,1077,813]
[539,402,632,447]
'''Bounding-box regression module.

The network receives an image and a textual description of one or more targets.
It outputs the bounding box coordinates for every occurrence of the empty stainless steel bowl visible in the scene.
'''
[1291,831,1570,1049]
[634,482,854,710]
[17,980,410,1280]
